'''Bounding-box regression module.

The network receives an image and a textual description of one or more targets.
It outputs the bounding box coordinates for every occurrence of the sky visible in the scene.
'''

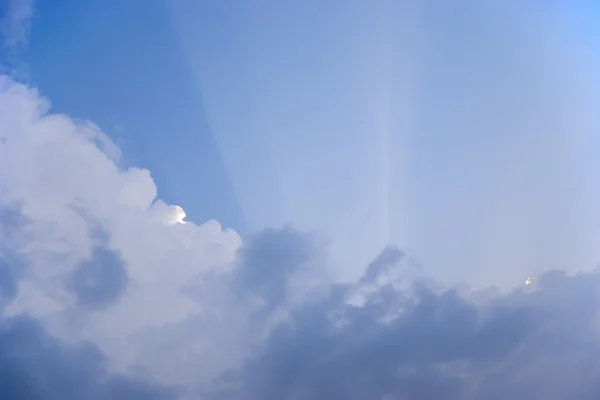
[2,1,600,399]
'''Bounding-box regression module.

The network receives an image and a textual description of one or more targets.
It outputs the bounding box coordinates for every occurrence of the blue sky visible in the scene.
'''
[2,1,600,398]
[24,0,245,230]
[19,0,600,287]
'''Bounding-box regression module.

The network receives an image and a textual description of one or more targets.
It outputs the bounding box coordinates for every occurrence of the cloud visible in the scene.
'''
[0,315,178,400]
[2,72,600,400]
[208,263,600,400]
[68,243,128,311]
[234,226,322,309]
[0,258,17,309]
[0,231,177,400]
[0,0,33,49]
[0,76,242,394]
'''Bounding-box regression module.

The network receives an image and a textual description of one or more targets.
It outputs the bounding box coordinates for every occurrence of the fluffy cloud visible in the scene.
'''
[2,74,600,400]
[0,286,177,400]
[0,76,243,392]
[0,214,176,400]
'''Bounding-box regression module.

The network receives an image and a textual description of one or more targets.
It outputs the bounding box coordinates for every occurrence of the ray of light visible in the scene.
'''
[166,1,402,281]
[166,0,600,289]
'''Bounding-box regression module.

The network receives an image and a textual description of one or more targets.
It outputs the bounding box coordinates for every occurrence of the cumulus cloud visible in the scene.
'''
[235,227,324,309]
[0,76,242,393]
[208,263,600,400]
[2,73,600,400]
[0,213,176,400]
[0,0,33,49]
[68,242,128,311]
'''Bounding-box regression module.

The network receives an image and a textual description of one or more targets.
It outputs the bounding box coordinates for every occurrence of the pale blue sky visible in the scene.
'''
[4,2,600,398]
[13,0,600,288]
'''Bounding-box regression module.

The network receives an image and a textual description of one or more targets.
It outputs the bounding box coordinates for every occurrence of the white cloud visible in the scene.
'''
[3,75,600,399]
[0,76,244,388]
[2,1,600,392]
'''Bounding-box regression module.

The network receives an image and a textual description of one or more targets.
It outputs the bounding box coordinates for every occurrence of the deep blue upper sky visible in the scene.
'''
[24,0,245,231]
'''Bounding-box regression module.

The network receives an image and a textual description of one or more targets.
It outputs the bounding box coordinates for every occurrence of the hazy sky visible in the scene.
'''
[167,0,600,288]
[2,1,600,399]
[15,0,600,288]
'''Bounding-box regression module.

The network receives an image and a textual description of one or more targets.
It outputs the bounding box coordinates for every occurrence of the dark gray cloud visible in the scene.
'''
[0,244,177,399]
[0,206,29,309]
[0,315,179,400]
[208,234,600,400]
[4,205,600,400]
[0,257,17,308]
[360,245,404,284]
[68,246,128,310]
[64,220,129,310]
[234,226,317,308]
[0,209,175,400]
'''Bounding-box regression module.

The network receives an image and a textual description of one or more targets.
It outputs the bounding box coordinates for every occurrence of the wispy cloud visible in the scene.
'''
[0,0,34,49]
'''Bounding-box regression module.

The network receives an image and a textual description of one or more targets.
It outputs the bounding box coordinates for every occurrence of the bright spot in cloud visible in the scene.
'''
[169,205,187,225]
[3,68,600,399]
[2,1,600,398]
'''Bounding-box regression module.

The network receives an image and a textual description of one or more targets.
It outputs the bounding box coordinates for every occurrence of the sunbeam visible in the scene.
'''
[5,1,600,398]
[166,0,600,289]
[167,1,402,281]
